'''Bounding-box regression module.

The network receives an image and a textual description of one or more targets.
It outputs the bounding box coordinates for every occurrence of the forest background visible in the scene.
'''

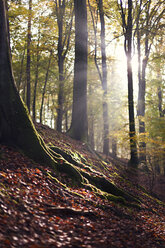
[7,0,165,172]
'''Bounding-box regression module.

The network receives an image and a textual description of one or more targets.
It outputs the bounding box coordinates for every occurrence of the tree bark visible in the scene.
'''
[40,50,52,124]
[68,0,88,141]
[55,0,73,132]
[136,0,151,163]
[158,85,164,118]
[56,0,65,132]
[32,28,40,122]
[0,0,53,163]
[112,138,117,157]
[120,0,138,167]
[26,0,32,112]
[17,45,26,93]
[88,0,109,154]
[97,0,110,155]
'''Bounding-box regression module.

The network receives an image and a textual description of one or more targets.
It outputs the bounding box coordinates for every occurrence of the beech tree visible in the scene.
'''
[26,0,32,112]
[55,0,74,132]
[119,0,138,167]
[32,24,40,122]
[0,0,52,163]
[39,50,53,123]
[89,0,110,154]
[135,0,164,162]
[97,0,109,156]
[68,0,88,141]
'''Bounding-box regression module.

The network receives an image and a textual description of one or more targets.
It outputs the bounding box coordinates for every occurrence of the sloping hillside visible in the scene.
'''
[0,123,164,248]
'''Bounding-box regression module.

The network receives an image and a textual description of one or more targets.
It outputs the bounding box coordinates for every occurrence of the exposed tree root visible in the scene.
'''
[44,206,97,219]
[48,145,140,204]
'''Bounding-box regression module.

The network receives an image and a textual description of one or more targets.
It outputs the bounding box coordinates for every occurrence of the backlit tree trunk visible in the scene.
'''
[97,0,109,155]
[88,0,109,154]
[68,0,88,141]
[136,1,150,162]
[120,0,138,167]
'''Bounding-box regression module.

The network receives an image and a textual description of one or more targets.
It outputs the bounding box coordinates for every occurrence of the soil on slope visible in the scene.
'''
[0,123,164,248]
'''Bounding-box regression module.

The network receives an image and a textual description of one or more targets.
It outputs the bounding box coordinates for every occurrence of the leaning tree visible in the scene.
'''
[0,0,74,173]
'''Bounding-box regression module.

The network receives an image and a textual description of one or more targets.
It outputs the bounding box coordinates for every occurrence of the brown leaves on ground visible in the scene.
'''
[0,124,165,248]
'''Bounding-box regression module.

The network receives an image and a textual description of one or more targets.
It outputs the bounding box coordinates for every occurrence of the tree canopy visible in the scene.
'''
[3,0,165,171]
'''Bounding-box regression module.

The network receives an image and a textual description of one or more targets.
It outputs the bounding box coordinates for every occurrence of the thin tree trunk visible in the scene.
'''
[120,0,138,166]
[40,50,52,124]
[89,117,95,150]
[127,1,138,166]
[17,45,25,92]
[97,0,109,155]
[138,56,147,159]
[26,0,32,112]
[56,0,65,132]
[112,138,117,157]
[56,52,64,131]
[65,111,68,132]
[158,85,164,117]
[55,0,73,132]
[32,28,40,122]
[89,0,109,154]
[88,85,95,149]
[137,1,151,163]
[127,56,138,166]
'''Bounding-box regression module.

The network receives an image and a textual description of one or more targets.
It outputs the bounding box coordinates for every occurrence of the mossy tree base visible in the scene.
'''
[48,145,140,205]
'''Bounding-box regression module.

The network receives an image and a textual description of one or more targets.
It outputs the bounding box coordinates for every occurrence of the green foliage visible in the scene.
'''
[7,0,165,162]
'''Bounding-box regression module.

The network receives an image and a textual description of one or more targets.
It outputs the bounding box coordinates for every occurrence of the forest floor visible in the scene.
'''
[0,123,165,248]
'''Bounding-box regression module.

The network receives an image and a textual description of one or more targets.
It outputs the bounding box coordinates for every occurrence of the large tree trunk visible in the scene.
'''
[68,0,88,141]
[0,0,53,163]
